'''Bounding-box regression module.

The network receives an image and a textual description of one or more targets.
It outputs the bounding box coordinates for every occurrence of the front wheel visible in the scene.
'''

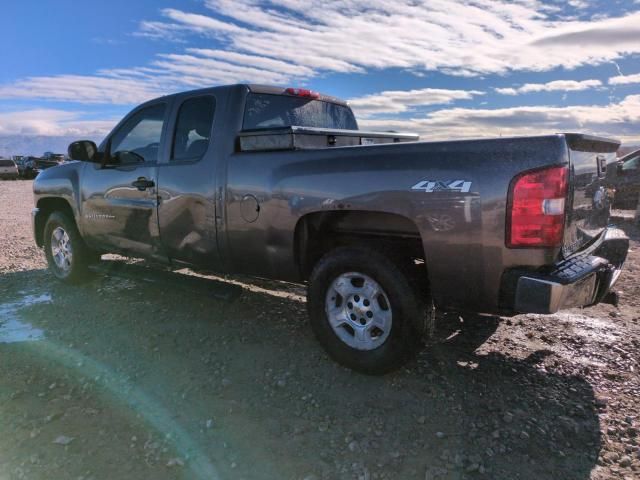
[307,247,433,374]
[43,212,91,283]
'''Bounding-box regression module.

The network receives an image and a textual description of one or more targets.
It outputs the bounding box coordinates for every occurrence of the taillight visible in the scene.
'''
[507,165,568,248]
[285,87,320,99]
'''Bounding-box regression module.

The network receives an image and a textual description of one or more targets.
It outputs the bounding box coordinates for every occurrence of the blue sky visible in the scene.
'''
[1,0,639,155]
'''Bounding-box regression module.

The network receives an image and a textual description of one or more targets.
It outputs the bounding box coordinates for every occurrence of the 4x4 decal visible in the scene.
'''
[411,180,472,193]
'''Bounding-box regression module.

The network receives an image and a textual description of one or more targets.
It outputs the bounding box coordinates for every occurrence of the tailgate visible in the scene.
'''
[563,134,620,256]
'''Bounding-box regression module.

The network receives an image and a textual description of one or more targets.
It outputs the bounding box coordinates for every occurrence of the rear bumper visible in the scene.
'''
[503,227,628,314]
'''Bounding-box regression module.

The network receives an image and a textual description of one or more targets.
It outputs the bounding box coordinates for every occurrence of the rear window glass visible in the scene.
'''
[243,93,358,131]
[0,159,15,167]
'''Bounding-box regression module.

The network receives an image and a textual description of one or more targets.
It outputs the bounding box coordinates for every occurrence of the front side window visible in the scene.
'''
[110,103,166,164]
[172,96,215,162]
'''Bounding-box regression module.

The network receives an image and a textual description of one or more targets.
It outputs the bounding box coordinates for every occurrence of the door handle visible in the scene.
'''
[132,177,155,191]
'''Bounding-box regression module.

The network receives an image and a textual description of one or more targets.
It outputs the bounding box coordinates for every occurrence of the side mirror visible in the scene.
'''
[68,140,98,162]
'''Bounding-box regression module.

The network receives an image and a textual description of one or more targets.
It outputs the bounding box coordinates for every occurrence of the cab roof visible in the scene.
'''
[149,84,348,107]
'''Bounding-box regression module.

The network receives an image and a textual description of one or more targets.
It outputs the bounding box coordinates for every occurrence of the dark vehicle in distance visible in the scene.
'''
[43,151,65,162]
[31,84,629,373]
[15,157,40,179]
[37,156,64,170]
[607,149,640,209]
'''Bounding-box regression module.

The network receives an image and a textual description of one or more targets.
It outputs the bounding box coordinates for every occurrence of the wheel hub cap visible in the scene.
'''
[325,272,392,350]
[51,227,73,272]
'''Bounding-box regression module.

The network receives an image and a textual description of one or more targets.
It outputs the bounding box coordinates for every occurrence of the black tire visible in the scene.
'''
[307,246,434,375]
[43,211,91,283]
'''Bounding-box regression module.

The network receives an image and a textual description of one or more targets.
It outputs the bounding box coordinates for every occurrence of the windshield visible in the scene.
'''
[243,93,358,130]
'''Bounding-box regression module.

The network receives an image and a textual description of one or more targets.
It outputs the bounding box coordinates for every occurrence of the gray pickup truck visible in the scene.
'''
[32,84,629,374]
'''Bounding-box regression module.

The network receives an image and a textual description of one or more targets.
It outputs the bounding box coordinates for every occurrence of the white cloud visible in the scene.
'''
[1,1,640,106]
[0,50,311,106]
[349,88,484,117]
[135,20,191,43]
[0,110,116,137]
[567,0,590,9]
[0,0,639,145]
[187,49,315,77]
[609,72,640,85]
[0,75,166,105]
[495,79,602,95]
[146,1,640,76]
[2,94,639,155]
[358,94,640,143]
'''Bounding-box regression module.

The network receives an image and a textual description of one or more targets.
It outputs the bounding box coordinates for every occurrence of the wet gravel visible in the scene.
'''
[0,180,639,480]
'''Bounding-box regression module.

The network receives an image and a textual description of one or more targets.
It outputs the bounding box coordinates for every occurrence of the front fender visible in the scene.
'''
[33,162,85,241]
[33,163,83,214]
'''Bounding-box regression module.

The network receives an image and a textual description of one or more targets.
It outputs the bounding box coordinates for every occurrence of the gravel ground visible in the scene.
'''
[0,180,638,480]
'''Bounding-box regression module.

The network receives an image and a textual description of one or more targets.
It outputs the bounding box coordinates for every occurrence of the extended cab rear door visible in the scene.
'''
[156,92,221,267]
[80,101,168,260]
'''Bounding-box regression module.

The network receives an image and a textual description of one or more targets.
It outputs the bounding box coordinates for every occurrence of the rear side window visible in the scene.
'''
[172,96,216,162]
[243,93,358,131]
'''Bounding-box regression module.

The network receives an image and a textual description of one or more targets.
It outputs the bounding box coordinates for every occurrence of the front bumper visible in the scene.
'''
[503,227,628,314]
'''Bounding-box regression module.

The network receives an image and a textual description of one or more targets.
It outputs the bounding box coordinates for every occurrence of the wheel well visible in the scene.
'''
[35,198,75,247]
[294,210,426,280]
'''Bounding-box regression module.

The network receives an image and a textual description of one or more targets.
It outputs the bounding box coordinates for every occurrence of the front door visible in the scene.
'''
[81,102,169,260]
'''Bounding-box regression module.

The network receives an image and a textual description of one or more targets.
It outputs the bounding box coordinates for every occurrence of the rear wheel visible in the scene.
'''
[43,212,91,283]
[307,246,433,374]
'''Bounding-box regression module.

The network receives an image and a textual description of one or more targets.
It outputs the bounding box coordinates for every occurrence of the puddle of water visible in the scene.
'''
[525,311,625,367]
[0,293,50,343]
[529,311,623,343]
[557,312,623,342]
